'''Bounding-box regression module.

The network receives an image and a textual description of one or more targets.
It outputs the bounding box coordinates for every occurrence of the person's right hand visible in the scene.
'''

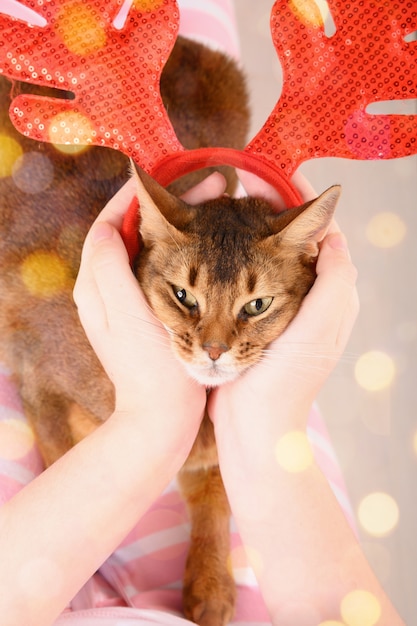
[73,176,229,462]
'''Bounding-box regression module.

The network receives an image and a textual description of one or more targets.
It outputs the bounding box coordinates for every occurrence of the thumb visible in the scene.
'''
[89,222,147,323]
[281,230,359,347]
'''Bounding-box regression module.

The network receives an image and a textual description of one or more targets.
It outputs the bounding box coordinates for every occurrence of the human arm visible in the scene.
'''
[208,175,405,625]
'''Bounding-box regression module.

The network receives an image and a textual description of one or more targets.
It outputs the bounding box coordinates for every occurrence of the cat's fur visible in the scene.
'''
[0,36,339,626]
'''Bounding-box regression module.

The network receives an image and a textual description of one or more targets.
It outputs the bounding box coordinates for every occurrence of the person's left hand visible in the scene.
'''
[209,171,359,442]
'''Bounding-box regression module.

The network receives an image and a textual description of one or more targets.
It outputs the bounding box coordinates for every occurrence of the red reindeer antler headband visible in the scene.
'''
[1,0,416,218]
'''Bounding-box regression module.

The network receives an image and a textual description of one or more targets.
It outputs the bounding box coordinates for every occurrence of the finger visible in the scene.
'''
[290,170,318,202]
[75,179,136,293]
[73,233,108,334]
[74,178,140,353]
[287,232,358,342]
[73,231,109,339]
[237,169,288,209]
[93,177,137,230]
[88,223,154,328]
[74,220,135,336]
[335,284,360,351]
[324,217,342,236]
[237,168,319,209]
[181,172,227,204]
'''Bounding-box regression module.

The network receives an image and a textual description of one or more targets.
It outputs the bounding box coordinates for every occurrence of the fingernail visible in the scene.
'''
[91,222,114,244]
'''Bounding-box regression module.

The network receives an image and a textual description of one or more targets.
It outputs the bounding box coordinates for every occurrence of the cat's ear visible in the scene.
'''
[130,160,196,245]
[271,185,341,257]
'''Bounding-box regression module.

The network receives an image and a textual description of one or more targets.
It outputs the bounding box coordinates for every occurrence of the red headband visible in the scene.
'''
[1,0,416,259]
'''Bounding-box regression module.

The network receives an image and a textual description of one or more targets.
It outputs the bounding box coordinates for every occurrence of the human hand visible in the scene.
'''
[73,173,226,453]
[237,167,318,207]
[209,171,359,441]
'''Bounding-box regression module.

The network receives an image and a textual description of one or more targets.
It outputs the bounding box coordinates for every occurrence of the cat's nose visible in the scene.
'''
[203,341,229,362]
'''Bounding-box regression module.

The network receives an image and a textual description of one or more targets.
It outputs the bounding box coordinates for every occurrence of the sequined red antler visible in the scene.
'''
[0,0,182,171]
[247,0,417,175]
[1,0,416,207]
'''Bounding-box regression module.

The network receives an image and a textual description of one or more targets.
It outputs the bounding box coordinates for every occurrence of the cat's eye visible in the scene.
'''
[172,285,198,310]
[243,297,273,317]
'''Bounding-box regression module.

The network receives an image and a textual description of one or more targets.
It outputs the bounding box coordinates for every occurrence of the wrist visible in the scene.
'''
[210,382,314,441]
[109,401,204,475]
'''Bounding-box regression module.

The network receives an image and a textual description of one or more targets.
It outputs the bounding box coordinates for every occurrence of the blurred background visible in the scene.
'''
[235,1,416,623]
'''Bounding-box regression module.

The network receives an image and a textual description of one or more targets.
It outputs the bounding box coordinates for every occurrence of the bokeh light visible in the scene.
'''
[275,430,314,473]
[318,622,345,626]
[48,112,94,151]
[57,2,107,56]
[134,0,166,11]
[20,252,73,298]
[0,134,23,177]
[354,350,395,392]
[0,418,35,460]
[340,589,381,626]
[12,152,54,194]
[53,143,91,156]
[358,492,399,538]
[366,211,406,248]
[289,0,325,28]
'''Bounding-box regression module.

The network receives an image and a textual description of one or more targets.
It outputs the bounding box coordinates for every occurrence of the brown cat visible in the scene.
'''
[0,35,339,626]
[131,165,339,626]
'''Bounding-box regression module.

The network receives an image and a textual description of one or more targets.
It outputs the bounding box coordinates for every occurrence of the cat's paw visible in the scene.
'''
[183,570,236,626]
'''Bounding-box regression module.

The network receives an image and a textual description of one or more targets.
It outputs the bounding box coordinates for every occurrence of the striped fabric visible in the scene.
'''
[0,1,355,624]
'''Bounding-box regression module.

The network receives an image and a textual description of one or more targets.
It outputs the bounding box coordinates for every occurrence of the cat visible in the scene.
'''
[0,35,340,626]
[131,163,339,626]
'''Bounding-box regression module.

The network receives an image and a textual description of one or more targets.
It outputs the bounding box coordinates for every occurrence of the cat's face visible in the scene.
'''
[136,216,315,385]
[133,167,340,386]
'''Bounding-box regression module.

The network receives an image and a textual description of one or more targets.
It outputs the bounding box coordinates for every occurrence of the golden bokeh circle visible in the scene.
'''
[354,350,395,392]
[366,211,406,248]
[275,430,314,473]
[48,112,94,149]
[134,0,166,11]
[289,0,324,27]
[340,589,381,626]
[358,492,399,538]
[20,252,73,298]
[57,2,107,56]
[0,135,23,177]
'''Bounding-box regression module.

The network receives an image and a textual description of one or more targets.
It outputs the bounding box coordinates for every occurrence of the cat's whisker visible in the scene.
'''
[261,346,343,363]
[105,308,175,349]
[259,356,355,374]
[225,340,356,381]
[107,305,171,334]
[262,341,359,359]
[254,357,337,383]
[123,331,172,351]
